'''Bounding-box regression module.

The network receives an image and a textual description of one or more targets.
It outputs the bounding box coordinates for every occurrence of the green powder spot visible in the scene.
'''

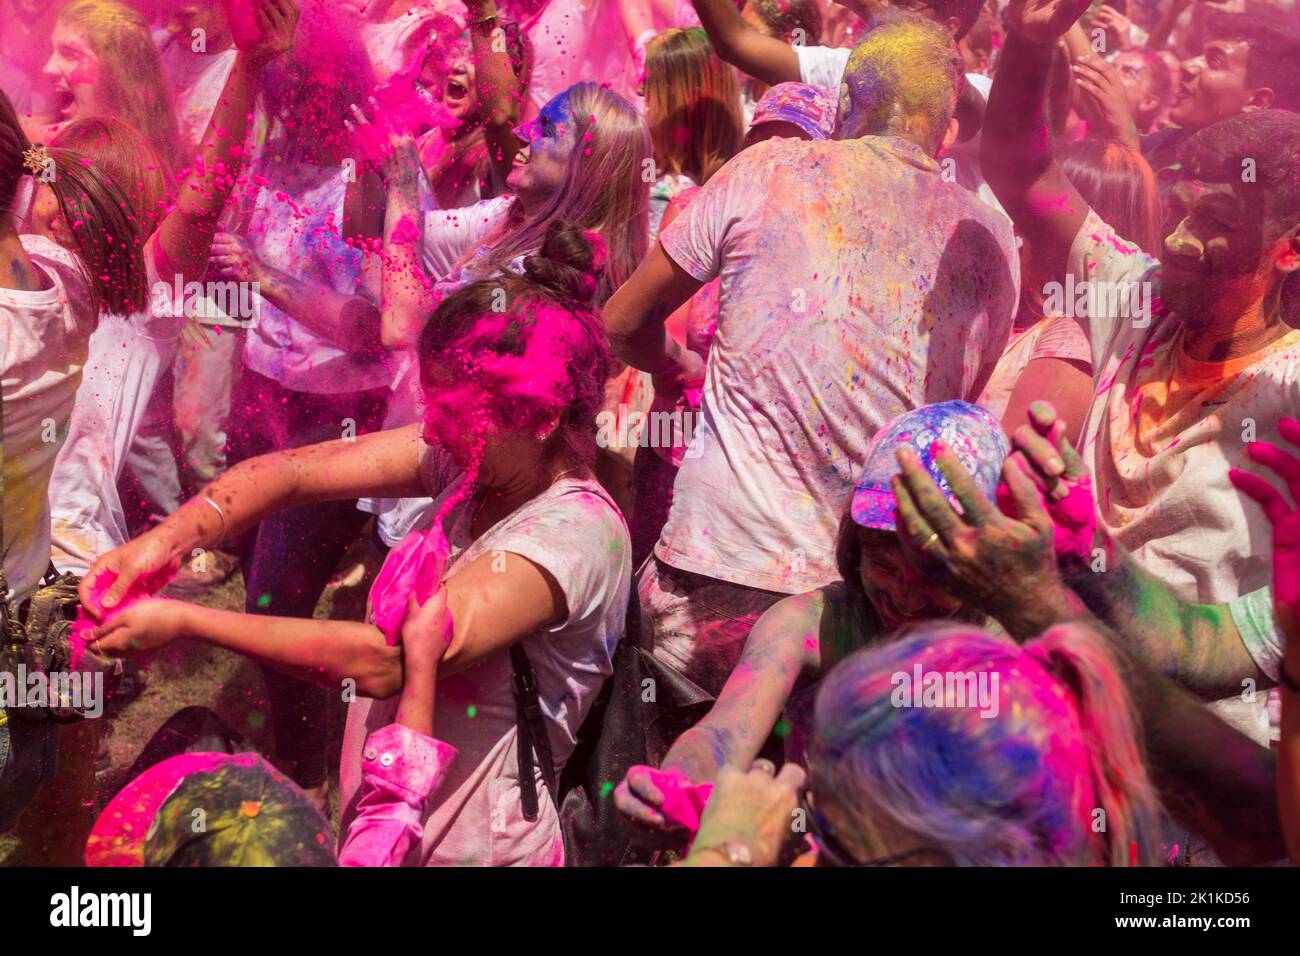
[466,705,477,718]
[775,717,792,738]
[257,592,272,609]
[600,781,615,799]
[247,711,266,731]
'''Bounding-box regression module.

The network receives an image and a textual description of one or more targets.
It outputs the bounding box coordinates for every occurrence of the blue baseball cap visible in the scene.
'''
[851,401,1009,532]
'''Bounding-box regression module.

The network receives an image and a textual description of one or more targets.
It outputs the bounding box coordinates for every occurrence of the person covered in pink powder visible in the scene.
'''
[85,222,632,867]
[775,621,1164,866]
[605,13,1018,698]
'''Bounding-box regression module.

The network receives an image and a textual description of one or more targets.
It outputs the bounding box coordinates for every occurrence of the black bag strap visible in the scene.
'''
[510,641,558,822]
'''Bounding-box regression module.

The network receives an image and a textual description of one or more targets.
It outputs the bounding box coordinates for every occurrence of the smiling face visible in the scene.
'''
[508,91,580,209]
[857,527,962,628]
[43,21,101,122]
[1169,39,1255,130]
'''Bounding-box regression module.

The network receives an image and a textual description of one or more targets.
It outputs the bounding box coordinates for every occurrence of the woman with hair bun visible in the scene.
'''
[86,220,633,867]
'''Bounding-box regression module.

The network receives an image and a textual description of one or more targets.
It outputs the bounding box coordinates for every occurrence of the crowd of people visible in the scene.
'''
[1,0,1299,869]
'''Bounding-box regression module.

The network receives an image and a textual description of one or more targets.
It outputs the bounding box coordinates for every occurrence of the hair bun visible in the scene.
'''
[522,220,605,305]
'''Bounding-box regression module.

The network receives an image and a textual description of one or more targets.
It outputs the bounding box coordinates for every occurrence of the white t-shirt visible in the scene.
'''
[241,152,393,394]
[158,40,268,166]
[1068,208,1296,739]
[1,235,96,603]
[340,443,631,866]
[48,237,185,575]
[656,136,1019,593]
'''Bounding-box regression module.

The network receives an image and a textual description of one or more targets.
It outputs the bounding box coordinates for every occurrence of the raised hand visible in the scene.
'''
[1072,53,1140,145]
[235,0,300,69]
[1006,0,1095,44]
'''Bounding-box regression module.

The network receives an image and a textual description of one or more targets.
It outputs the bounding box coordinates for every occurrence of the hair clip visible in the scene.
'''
[22,144,52,176]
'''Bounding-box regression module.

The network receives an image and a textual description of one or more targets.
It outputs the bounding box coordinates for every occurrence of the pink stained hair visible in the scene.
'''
[810,621,1164,866]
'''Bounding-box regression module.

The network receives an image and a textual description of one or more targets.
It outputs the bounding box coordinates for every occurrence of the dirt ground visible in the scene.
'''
[0,536,380,866]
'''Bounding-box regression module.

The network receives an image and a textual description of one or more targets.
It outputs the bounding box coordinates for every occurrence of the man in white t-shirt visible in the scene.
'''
[605,14,1019,694]
[982,0,1300,752]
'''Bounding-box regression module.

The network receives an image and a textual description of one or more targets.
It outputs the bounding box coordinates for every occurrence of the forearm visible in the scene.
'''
[689,0,798,86]
[1107,630,1284,865]
[255,262,383,353]
[982,33,1058,202]
[1062,545,1262,698]
[184,604,401,697]
[467,0,522,182]
[162,53,262,282]
[395,655,437,736]
[380,161,436,350]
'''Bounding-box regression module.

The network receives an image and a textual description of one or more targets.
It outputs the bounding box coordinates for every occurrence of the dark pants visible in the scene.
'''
[226,369,388,789]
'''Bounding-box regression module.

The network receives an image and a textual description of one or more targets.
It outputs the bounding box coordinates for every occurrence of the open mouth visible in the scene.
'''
[53,84,76,119]
[444,76,469,103]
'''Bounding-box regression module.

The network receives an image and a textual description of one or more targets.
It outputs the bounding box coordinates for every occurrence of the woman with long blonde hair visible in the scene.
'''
[368,78,651,543]
[641,28,743,239]
[43,0,181,177]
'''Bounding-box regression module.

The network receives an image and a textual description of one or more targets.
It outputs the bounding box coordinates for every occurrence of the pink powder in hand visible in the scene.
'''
[644,768,714,835]
[370,523,451,646]
[69,570,158,668]
[1050,480,1098,562]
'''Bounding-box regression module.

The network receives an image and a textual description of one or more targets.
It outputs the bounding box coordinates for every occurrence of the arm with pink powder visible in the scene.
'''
[153,0,299,286]
[982,0,1094,271]
[615,592,822,837]
[1227,418,1300,864]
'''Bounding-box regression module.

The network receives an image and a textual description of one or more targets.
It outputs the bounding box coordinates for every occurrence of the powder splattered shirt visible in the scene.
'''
[340,443,631,866]
[656,135,1019,593]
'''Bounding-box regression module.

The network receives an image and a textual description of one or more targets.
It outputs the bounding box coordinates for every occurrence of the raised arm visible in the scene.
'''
[80,424,426,614]
[466,0,524,187]
[154,0,299,285]
[688,0,800,87]
[982,0,1093,264]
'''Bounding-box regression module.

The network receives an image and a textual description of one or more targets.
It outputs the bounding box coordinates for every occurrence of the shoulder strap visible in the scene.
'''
[510,641,559,822]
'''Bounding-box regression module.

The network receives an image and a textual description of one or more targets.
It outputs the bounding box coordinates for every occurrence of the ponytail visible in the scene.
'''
[0,90,147,317]
[1028,624,1165,866]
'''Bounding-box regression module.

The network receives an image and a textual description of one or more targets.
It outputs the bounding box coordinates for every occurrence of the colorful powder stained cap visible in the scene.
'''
[851,400,1009,532]
[86,752,335,867]
[749,82,837,141]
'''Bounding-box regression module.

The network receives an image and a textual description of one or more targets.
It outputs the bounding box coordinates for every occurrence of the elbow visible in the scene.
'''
[356,643,403,700]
